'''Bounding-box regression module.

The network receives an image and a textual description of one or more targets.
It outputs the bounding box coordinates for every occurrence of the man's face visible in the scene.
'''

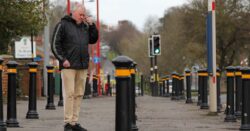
[72,7,86,24]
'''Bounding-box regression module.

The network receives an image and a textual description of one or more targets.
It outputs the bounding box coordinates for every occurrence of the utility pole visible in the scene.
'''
[43,0,50,96]
[207,0,217,114]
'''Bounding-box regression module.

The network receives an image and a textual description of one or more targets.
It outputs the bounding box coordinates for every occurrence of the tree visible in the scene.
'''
[0,0,47,54]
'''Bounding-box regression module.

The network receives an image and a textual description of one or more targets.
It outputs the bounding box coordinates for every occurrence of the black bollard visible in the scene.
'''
[240,67,250,130]
[180,75,185,100]
[162,78,166,97]
[130,63,138,131]
[6,61,19,127]
[140,74,144,96]
[165,76,170,97]
[92,75,98,97]
[83,74,91,99]
[0,59,6,131]
[26,62,39,119]
[185,68,193,103]
[217,68,222,112]
[235,66,242,118]
[197,69,203,106]
[58,72,63,106]
[112,56,133,131]
[171,72,178,100]
[200,69,209,109]
[45,65,56,110]
[224,66,236,122]
[159,81,163,97]
[107,74,111,96]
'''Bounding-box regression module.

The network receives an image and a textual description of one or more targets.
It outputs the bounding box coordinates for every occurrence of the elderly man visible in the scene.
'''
[51,2,98,131]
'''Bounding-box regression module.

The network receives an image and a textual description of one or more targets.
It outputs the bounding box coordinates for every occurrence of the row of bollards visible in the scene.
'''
[0,59,66,129]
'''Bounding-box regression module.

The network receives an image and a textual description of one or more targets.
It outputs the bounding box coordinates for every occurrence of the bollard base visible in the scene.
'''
[224,115,237,122]
[6,119,19,127]
[46,103,56,110]
[235,111,242,118]
[26,110,39,119]
[0,122,7,131]
[240,124,250,130]
[186,99,193,104]
[58,100,64,106]
[200,104,209,109]
[0,127,6,131]
[131,124,138,131]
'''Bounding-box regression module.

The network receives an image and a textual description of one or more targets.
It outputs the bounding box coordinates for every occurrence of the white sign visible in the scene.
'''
[15,37,36,59]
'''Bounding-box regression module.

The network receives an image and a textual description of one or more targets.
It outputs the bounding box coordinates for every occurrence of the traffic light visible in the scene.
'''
[152,35,161,55]
[148,38,153,57]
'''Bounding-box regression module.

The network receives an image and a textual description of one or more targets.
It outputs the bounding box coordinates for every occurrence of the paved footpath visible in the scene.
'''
[5,95,239,131]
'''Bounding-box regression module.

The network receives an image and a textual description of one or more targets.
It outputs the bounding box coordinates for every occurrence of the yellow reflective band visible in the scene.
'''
[29,68,37,73]
[172,75,179,79]
[198,73,208,76]
[242,74,250,79]
[8,69,17,73]
[115,69,130,77]
[130,69,135,74]
[227,72,234,77]
[235,72,242,76]
[0,65,2,70]
[47,70,54,73]
[159,81,163,84]
[185,73,191,76]
[216,73,220,76]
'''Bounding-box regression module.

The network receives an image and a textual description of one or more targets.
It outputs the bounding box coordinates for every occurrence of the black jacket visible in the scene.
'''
[51,15,98,70]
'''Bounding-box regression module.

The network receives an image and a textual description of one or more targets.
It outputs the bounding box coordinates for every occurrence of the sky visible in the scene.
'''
[55,0,187,30]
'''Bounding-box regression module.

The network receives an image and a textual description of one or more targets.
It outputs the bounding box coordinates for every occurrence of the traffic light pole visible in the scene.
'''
[150,57,154,96]
[154,56,158,96]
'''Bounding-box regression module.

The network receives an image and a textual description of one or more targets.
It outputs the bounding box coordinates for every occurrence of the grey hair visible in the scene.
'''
[70,2,85,13]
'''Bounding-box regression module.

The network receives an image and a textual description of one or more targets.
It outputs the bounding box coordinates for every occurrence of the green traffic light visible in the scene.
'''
[154,48,160,54]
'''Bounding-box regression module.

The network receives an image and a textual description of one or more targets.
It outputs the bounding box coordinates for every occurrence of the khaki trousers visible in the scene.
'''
[61,69,87,125]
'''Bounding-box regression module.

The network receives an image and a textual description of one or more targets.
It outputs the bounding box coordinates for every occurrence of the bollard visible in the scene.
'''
[240,67,250,130]
[140,74,144,96]
[107,74,112,96]
[165,76,170,97]
[171,72,178,100]
[162,77,166,97]
[159,80,163,97]
[217,68,222,112]
[180,75,185,99]
[58,73,63,106]
[197,69,203,106]
[185,68,193,103]
[235,66,242,118]
[26,62,39,119]
[200,69,209,109]
[83,74,91,99]
[130,63,138,131]
[224,66,236,122]
[6,61,19,127]
[92,75,98,97]
[45,65,56,110]
[112,56,133,131]
[0,59,6,131]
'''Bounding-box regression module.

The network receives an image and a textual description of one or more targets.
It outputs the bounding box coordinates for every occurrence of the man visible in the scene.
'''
[51,2,98,131]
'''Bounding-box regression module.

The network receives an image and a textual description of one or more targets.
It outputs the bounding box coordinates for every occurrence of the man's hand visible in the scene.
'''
[85,17,94,25]
[63,60,71,68]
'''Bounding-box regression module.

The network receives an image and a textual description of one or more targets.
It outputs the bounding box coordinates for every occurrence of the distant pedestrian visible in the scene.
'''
[51,2,98,131]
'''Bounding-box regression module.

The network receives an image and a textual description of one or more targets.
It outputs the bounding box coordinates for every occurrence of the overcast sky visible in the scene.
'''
[55,0,187,30]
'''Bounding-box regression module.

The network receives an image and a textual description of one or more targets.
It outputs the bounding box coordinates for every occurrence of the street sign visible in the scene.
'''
[15,37,36,59]
[93,56,100,64]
